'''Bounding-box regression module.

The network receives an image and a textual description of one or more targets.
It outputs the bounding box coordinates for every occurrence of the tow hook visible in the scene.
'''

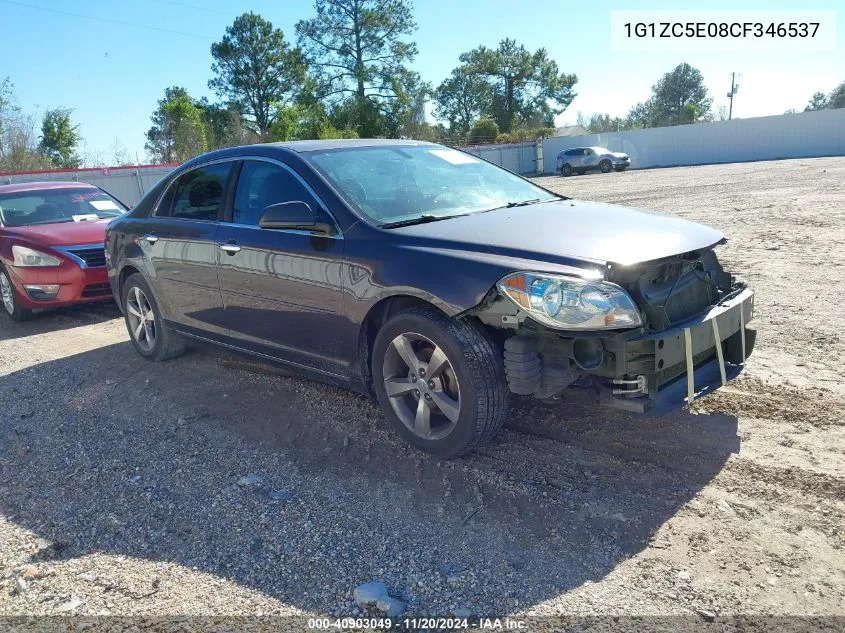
[613,375,648,396]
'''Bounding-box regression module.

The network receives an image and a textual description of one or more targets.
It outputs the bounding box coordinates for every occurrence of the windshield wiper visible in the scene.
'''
[506,198,545,208]
[480,198,553,214]
[379,213,469,229]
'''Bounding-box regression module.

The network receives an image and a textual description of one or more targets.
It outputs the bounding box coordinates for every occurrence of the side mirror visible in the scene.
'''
[258,201,333,234]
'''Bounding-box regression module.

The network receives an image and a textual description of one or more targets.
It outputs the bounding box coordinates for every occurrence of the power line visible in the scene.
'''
[147,0,232,17]
[0,0,214,40]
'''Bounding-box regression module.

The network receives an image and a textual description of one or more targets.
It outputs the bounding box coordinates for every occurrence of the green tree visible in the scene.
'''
[164,95,207,162]
[828,81,845,109]
[434,69,492,138]
[804,91,829,111]
[585,113,627,133]
[39,108,80,168]
[296,0,418,137]
[210,12,306,138]
[459,39,576,133]
[397,80,433,139]
[0,78,51,171]
[145,87,208,163]
[194,98,253,149]
[468,117,499,144]
[628,63,711,128]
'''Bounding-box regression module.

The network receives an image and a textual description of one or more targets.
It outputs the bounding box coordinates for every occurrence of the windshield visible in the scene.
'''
[307,145,557,225]
[0,187,127,227]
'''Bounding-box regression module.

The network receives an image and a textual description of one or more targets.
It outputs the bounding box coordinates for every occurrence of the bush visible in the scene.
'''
[468,118,499,144]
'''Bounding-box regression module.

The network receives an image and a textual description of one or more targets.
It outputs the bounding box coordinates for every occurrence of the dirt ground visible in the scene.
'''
[1,157,843,623]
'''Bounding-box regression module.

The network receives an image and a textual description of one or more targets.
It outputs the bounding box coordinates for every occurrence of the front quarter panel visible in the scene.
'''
[341,222,602,325]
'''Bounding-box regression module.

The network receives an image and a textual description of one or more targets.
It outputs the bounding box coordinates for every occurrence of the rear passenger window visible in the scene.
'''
[232,161,320,226]
[160,163,231,221]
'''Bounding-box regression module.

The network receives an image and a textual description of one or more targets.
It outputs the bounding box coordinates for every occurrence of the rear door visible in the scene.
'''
[568,148,585,168]
[141,161,234,334]
[214,158,347,376]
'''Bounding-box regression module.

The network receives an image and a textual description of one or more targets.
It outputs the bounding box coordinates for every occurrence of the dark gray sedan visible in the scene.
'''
[105,139,754,457]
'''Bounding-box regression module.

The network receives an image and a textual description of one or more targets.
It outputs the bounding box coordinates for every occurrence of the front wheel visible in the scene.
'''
[121,273,185,361]
[561,163,573,177]
[372,306,508,458]
[0,266,33,322]
[599,159,612,173]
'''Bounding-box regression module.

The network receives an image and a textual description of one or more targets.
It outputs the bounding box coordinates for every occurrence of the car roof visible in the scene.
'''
[178,138,446,171]
[0,181,99,195]
[265,138,439,153]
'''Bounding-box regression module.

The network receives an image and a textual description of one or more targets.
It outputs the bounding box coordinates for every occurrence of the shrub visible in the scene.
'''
[468,118,499,145]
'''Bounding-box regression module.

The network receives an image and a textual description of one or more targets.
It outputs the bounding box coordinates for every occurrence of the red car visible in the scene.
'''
[0,181,128,321]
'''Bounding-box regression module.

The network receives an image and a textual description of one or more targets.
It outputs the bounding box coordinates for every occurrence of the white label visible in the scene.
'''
[428,149,479,165]
[89,199,120,211]
[611,10,836,52]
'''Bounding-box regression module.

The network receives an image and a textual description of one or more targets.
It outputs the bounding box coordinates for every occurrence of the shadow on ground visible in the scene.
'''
[0,340,738,615]
[0,302,120,342]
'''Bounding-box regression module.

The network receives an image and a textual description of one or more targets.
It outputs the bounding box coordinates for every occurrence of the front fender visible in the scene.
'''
[341,225,603,326]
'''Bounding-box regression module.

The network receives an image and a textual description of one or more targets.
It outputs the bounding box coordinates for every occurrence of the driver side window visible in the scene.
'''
[233,161,320,226]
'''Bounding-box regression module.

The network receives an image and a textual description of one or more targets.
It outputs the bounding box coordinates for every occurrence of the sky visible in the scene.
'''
[0,0,842,164]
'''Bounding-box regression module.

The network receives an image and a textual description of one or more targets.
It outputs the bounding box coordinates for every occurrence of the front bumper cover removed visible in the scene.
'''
[604,287,755,414]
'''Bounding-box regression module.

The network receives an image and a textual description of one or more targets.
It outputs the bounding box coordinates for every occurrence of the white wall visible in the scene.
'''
[461,141,538,175]
[542,108,845,173]
[1,165,177,206]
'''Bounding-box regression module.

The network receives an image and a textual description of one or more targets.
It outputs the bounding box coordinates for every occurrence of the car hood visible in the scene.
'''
[390,199,724,267]
[2,218,111,246]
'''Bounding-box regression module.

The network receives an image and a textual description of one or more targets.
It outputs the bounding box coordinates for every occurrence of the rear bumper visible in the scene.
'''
[5,261,112,309]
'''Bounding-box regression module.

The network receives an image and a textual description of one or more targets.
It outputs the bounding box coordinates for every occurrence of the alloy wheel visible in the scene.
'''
[0,273,14,315]
[382,332,462,440]
[126,286,156,352]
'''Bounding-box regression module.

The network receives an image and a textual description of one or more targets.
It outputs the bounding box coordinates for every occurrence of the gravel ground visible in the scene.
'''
[1,157,843,622]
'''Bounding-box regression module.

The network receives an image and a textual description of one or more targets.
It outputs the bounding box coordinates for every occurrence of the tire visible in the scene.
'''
[121,273,185,361]
[561,163,573,177]
[599,159,612,173]
[371,305,508,458]
[0,265,33,322]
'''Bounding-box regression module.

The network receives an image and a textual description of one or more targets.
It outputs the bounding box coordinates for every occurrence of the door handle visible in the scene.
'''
[144,233,158,245]
[219,242,241,254]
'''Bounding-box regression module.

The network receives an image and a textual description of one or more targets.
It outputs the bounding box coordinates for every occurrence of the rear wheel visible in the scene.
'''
[561,163,573,177]
[122,273,185,361]
[599,159,612,173]
[0,267,33,322]
[372,306,508,458]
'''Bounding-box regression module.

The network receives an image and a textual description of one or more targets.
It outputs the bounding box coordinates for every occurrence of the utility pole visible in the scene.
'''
[727,72,739,120]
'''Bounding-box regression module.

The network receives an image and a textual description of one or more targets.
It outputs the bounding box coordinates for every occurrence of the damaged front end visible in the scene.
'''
[472,246,756,413]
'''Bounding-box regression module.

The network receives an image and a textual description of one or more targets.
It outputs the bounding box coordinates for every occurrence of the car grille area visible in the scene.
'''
[66,246,107,268]
[82,283,111,298]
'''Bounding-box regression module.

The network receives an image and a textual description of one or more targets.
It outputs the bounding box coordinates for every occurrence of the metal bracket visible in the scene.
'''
[711,318,727,386]
[684,328,695,405]
[612,375,648,395]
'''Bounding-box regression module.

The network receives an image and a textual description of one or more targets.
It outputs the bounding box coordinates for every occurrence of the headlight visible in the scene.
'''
[498,272,643,330]
[11,245,62,267]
